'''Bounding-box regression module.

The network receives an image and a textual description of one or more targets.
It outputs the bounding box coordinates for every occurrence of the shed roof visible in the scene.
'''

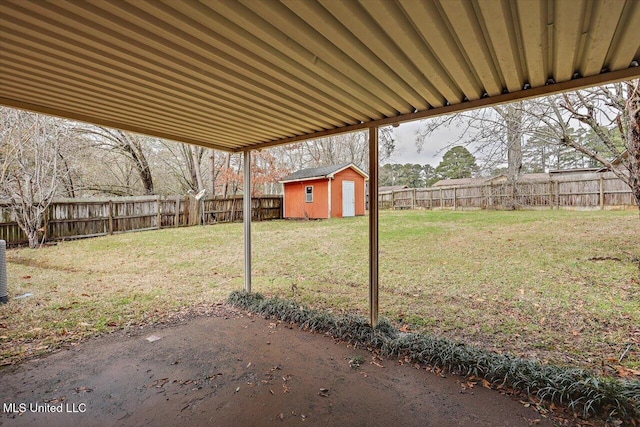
[1,1,639,152]
[281,163,368,183]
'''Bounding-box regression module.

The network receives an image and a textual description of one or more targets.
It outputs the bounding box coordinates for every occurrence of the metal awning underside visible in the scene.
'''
[1,0,639,152]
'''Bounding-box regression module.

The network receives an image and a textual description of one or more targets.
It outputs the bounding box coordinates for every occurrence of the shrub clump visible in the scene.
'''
[227,290,640,420]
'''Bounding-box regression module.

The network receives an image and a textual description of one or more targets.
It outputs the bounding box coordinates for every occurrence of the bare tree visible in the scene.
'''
[77,127,155,195]
[0,108,64,248]
[248,151,290,196]
[269,128,396,173]
[415,101,541,181]
[533,80,640,215]
[415,81,640,214]
[153,142,208,194]
[628,84,640,214]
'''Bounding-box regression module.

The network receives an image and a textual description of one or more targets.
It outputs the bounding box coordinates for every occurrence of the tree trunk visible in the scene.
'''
[209,149,216,197]
[136,152,155,195]
[119,132,154,195]
[506,108,523,180]
[625,82,640,218]
[505,103,523,209]
[27,229,39,249]
[223,153,231,198]
[190,146,204,192]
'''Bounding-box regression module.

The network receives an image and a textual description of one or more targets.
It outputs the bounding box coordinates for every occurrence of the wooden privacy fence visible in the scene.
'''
[0,195,282,246]
[379,173,635,211]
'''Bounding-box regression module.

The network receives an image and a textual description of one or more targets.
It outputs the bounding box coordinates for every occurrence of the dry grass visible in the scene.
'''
[1,210,639,374]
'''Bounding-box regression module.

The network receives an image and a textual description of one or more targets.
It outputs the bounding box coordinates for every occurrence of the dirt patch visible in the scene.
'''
[0,306,550,426]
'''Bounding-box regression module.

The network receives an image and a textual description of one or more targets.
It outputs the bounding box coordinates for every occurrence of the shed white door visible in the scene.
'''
[342,181,355,217]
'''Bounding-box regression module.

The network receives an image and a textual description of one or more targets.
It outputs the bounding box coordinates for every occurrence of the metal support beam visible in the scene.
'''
[243,150,252,293]
[368,127,379,328]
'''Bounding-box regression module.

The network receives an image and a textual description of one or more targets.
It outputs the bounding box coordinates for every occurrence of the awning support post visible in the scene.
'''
[369,127,379,328]
[243,150,252,293]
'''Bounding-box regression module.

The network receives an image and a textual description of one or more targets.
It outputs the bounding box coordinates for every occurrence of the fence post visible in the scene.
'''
[492,183,496,209]
[174,197,180,227]
[599,176,605,210]
[108,200,114,235]
[412,189,416,209]
[555,181,560,209]
[429,189,433,209]
[440,188,444,209]
[391,190,396,210]
[156,196,162,229]
[453,187,457,210]
[183,196,190,225]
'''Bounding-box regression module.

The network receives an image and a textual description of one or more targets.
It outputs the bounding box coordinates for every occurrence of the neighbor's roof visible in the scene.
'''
[521,173,551,182]
[379,185,409,192]
[549,168,602,174]
[281,163,368,183]
[432,177,501,187]
[1,1,639,152]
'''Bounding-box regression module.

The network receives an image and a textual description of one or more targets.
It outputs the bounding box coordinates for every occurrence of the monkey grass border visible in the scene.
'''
[227,291,639,420]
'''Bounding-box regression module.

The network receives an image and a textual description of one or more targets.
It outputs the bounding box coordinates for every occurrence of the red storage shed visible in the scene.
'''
[281,164,368,219]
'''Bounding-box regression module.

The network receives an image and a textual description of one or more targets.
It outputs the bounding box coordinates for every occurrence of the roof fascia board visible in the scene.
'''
[279,175,328,184]
[328,164,369,180]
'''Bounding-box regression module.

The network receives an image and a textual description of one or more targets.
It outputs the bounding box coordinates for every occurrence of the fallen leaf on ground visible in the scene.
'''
[152,378,169,388]
[616,366,640,377]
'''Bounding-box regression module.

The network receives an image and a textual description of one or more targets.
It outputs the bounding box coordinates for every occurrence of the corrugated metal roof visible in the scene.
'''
[1,0,639,152]
[281,163,368,182]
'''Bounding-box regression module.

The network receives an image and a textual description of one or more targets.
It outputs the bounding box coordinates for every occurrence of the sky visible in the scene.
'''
[386,120,464,167]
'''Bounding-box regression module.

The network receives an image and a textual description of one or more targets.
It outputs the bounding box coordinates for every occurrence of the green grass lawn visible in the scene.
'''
[2,209,639,374]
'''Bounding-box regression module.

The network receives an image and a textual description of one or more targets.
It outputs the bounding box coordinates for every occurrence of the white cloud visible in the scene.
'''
[387,120,464,166]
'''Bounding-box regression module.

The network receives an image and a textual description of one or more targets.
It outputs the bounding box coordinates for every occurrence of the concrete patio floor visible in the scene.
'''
[0,305,551,427]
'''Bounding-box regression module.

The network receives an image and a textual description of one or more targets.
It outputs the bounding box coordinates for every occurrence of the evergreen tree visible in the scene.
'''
[434,146,478,180]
